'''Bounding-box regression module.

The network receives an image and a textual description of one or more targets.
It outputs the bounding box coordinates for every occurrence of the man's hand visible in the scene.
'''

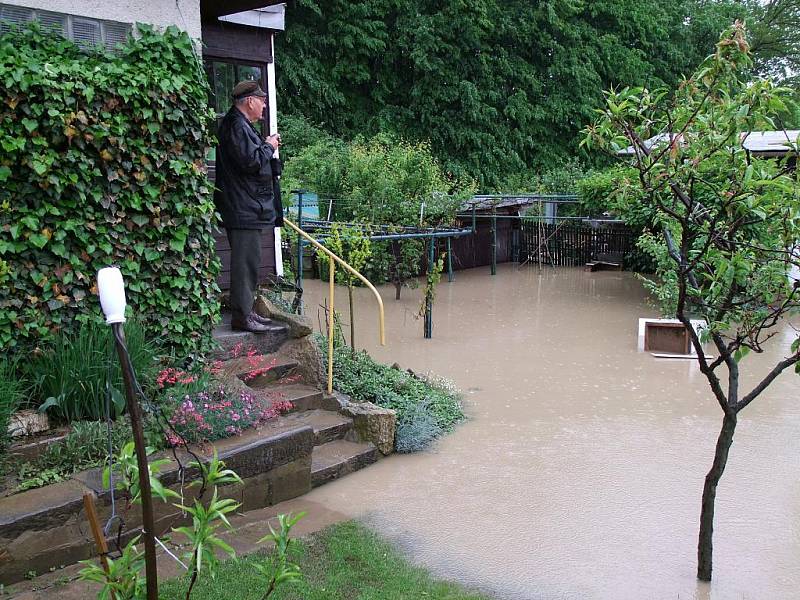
[266,133,281,150]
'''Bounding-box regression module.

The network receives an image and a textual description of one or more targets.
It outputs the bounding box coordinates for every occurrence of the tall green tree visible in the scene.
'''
[277,0,749,186]
[584,22,800,582]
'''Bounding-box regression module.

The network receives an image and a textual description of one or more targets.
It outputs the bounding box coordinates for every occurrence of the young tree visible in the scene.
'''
[584,22,800,581]
[315,223,371,352]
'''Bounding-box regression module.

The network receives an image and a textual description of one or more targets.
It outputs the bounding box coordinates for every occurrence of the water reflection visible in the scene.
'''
[298,264,800,600]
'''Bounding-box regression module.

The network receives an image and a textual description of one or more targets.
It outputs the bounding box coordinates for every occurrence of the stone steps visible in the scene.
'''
[311,439,379,488]
[211,312,290,359]
[283,409,353,445]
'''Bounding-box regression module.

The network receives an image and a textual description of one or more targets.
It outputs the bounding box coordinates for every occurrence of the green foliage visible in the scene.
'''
[255,512,306,598]
[493,158,587,195]
[30,319,161,423]
[0,357,26,450]
[584,21,800,580]
[0,23,220,357]
[418,252,445,321]
[160,520,492,600]
[319,337,464,450]
[174,488,239,587]
[576,166,644,218]
[189,448,243,489]
[285,134,473,225]
[17,419,132,487]
[276,0,769,187]
[395,398,445,454]
[315,223,372,286]
[79,534,146,600]
[584,22,800,343]
[286,134,473,290]
[275,113,335,164]
[103,440,179,504]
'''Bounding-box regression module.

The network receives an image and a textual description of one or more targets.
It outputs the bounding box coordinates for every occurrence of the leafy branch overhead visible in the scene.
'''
[0,23,220,355]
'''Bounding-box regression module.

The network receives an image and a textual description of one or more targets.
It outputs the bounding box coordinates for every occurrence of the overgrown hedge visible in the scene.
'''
[0,24,220,355]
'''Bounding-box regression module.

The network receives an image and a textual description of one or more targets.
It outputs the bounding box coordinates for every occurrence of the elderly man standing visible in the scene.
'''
[214,80,282,333]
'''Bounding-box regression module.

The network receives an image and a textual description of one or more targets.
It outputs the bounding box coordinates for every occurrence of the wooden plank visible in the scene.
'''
[201,20,273,63]
[214,227,277,291]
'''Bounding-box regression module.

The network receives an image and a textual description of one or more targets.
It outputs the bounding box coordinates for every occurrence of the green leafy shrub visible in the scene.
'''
[15,419,136,492]
[284,134,474,290]
[395,398,444,453]
[320,338,464,450]
[0,23,220,357]
[576,166,640,218]
[0,357,26,450]
[493,158,586,195]
[30,319,162,422]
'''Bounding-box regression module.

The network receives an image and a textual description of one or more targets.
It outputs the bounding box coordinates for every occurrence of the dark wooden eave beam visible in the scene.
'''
[201,0,285,19]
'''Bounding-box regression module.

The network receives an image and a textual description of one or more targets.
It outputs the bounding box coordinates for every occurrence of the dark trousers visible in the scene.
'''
[226,228,262,321]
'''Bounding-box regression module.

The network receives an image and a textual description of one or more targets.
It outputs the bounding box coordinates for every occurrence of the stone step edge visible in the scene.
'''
[284,409,355,446]
[310,439,379,488]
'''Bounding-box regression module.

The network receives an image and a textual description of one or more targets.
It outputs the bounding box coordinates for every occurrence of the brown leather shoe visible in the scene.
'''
[231,314,270,333]
[250,312,274,326]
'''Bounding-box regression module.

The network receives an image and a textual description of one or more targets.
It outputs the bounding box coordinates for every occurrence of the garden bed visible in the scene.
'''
[0,418,316,585]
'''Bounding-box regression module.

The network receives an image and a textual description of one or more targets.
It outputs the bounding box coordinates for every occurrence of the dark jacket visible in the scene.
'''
[214,106,275,229]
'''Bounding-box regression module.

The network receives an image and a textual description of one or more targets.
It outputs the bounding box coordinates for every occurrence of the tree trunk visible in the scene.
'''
[697,411,738,581]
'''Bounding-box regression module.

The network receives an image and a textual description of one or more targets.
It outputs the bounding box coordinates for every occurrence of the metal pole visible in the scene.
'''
[491,208,497,276]
[296,191,304,313]
[425,237,434,339]
[111,323,158,600]
[327,256,335,395]
[446,236,454,282]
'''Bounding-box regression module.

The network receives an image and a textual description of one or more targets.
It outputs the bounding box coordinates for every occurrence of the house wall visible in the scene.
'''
[3,0,201,39]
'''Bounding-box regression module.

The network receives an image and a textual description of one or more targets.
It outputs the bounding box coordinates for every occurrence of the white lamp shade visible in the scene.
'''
[97,267,127,324]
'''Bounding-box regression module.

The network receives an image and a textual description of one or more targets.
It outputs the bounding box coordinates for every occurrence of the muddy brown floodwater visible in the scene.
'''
[298,264,800,600]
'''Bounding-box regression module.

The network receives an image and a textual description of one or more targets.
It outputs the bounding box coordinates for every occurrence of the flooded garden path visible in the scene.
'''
[299,264,800,600]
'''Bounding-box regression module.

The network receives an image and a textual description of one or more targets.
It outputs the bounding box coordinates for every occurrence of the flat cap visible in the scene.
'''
[232,80,267,100]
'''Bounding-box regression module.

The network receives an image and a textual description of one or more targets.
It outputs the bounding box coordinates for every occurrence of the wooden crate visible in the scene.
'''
[644,321,691,354]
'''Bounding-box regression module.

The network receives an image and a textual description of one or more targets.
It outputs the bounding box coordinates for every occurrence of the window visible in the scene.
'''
[204,59,268,160]
[0,4,131,52]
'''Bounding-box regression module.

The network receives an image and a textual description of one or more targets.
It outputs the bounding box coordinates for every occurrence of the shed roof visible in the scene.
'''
[618,130,799,156]
[461,194,577,212]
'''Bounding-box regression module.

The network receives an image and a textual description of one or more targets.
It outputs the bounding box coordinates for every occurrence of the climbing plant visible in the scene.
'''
[0,23,220,356]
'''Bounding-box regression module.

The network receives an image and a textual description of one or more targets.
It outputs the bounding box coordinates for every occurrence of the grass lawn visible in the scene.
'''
[160,520,491,599]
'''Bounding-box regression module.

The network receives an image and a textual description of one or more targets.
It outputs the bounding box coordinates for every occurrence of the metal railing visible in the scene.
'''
[282,217,386,394]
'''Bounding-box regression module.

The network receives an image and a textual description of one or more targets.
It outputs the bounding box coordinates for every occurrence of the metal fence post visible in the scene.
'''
[491,207,497,276]
[446,236,454,282]
[424,236,435,338]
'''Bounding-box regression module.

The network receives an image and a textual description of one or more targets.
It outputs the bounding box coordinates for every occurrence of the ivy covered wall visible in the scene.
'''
[0,24,220,356]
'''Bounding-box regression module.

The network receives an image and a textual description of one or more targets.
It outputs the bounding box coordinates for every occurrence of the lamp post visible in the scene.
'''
[97,267,158,600]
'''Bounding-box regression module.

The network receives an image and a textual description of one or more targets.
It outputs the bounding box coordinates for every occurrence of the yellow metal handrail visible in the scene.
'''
[282,218,386,394]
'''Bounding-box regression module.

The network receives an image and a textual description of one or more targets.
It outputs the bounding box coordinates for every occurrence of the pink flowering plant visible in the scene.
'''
[155,344,294,446]
[164,384,293,446]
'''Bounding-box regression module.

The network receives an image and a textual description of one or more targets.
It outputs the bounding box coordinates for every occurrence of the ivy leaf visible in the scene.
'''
[32,160,48,176]
[21,118,37,133]
[28,234,48,249]
[0,166,11,181]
